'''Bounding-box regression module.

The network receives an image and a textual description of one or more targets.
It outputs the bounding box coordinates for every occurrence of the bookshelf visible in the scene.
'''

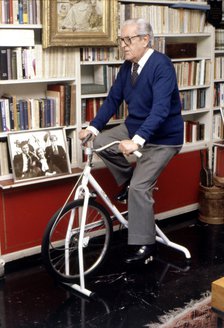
[0,25,79,180]
[72,1,214,220]
[76,1,214,159]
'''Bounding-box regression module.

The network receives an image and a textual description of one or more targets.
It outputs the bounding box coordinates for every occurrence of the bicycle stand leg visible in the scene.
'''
[155,224,191,259]
[63,186,93,297]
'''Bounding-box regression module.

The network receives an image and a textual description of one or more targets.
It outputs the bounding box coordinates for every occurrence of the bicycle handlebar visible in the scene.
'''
[81,134,142,158]
[95,141,142,158]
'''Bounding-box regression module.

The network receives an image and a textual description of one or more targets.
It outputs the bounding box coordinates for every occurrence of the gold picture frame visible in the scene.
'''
[42,0,118,48]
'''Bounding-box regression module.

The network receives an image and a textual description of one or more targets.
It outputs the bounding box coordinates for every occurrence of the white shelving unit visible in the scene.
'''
[0,23,79,182]
[74,1,215,162]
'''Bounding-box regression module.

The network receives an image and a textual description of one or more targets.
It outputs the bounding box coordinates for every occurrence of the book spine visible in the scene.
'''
[64,83,71,126]
[0,47,8,80]
[0,101,7,131]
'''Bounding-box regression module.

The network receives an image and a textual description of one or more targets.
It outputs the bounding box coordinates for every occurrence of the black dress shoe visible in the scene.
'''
[125,244,156,264]
[116,185,129,203]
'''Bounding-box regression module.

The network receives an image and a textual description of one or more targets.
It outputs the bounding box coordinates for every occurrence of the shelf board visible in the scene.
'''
[181,140,210,153]
[120,0,208,6]
[81,60,123,65]
[179,84,210,91]
[172,57,211,62]
[0,77,76,85]
[0,167,82,190]
[0,24,42,29]
[182,108,210,115]
[156,32,211,38]
[81,93,108,99]
[214,79,224,83]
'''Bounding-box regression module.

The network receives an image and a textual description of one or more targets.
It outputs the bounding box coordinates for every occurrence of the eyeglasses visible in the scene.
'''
[117,35,145,46]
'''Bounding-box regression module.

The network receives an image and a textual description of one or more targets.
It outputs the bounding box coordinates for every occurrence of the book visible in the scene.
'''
[0,139,10,175]
[0,47,8,80]
[46,90,60,127]
[70,84,76,126]
[64,83,71,126]
[47,84,65,126]
[214,145,224,177]
[29,98,40,129]
[0,99,7,132]
[14,47,23,80]
[1,94,17,130]
[81,83,107,95]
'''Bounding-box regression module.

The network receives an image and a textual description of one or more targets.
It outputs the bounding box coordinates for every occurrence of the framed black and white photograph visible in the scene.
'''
[8,128,71,182]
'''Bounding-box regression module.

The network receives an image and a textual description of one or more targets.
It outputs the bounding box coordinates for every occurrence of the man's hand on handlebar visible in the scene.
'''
[79,129,95,143]
[119,140,139,156]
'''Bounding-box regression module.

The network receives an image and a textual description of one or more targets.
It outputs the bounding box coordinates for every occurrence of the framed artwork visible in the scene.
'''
[8,128,71,182]
[42,0,118,48]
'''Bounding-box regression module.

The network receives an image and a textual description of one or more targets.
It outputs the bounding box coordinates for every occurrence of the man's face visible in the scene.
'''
[37,149,45,159]
[50,137,57,146]
[22,144,29,154]
[120,24,149,62]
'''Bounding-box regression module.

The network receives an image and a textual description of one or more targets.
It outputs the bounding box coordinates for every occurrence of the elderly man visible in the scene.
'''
[79,18,183,264]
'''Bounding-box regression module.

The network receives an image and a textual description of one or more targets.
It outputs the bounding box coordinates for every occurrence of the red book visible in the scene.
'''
[85,99,94,122]
[215,146,224,177]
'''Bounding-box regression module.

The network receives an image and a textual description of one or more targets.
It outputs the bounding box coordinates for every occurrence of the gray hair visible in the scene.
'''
[122,18,154,47]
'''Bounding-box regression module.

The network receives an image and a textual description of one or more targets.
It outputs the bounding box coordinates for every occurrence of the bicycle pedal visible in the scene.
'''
[118,199,127,204]
[144,256,154,264]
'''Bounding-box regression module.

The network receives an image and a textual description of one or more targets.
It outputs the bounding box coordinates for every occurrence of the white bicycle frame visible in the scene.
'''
[64,141,191,297]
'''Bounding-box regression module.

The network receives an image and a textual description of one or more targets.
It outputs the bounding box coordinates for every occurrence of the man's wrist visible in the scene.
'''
[132,135,145,148]
[86,126,99,136]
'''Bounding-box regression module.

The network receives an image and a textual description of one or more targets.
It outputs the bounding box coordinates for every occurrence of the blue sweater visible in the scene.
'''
[90,50,183,145]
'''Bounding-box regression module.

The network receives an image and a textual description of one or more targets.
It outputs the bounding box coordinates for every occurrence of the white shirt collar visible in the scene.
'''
[136,48,154,73]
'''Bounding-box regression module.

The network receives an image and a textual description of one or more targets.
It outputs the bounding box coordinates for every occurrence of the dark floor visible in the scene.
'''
[1,211,224,328]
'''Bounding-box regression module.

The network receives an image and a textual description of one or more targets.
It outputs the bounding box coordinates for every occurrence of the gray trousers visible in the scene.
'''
[93,124,182,245]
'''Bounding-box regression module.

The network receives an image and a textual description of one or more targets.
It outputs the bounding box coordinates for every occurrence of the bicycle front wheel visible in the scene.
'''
[41,198,113,283]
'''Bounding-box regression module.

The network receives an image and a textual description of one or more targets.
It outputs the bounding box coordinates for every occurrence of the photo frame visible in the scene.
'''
[42,0,118,48]
[8,128,71,183]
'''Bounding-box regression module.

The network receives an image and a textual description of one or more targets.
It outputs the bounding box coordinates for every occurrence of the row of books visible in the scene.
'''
[153,37,165,54]
[215,29,224,50]
[42,47,76,79]
[0,45,77,81]
[174,59,210,88]
[180,88,206,111]
[81,98,128,123]
[81,60,209,99]
[184,120,205,143]
[81,91,207,123]
[214,83,224,107]
[119,4,206,34]
[80,47,123,62]
[0,0,41,25]
[0,46,41,80]
[214,56,224,80]
[0,83,76,132]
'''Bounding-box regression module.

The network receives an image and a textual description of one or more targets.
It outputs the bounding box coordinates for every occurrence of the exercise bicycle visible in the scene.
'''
[41,136,191,297]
